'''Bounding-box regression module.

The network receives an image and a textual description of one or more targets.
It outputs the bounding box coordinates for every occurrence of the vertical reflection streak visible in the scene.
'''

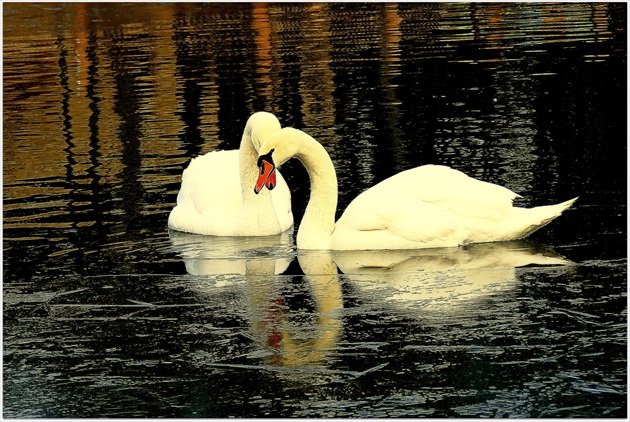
[268,3,304,128]
[299,3,336,134]
[108,27,145,233]
[252,2,273,110]
[56,35,80,240]
[85,30,109,246]
[379,3,406,174]
[173,15,209,157]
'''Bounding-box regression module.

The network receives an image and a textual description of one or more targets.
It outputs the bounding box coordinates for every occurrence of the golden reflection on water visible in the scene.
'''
[3,2,615,234]
[252,2,273,102]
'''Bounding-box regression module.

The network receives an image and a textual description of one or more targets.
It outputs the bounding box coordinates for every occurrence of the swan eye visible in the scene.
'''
[257,148,275,168]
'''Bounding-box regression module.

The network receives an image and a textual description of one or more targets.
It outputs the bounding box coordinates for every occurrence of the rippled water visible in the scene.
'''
[3,2,627,418]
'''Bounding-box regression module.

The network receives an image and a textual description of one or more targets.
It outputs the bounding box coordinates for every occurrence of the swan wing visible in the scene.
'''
[373,165,519,220]
[177,151,242,217]
[333,165,521,249]
[335,189,461,248]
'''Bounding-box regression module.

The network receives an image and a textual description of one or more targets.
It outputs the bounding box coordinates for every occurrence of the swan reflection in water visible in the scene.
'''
[330,240,573,314]
[169,231,572,370]
[168,229,295,276]
[169,230,342,371]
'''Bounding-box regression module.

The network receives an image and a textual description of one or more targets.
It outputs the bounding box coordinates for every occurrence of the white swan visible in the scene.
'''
[168,112,293,236]
[254,127,577,250]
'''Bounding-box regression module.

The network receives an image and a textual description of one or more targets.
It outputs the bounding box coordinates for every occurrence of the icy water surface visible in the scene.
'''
[3,2,627,418]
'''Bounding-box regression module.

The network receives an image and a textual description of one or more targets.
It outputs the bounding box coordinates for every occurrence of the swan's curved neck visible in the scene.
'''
[291,133,338,249]
[239,128,260,200]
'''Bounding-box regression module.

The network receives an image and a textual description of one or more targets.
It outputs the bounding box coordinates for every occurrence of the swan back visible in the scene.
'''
[332,165,576,249]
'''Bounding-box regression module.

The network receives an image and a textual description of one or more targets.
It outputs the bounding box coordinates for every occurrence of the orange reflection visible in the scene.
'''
[252,2,273,104]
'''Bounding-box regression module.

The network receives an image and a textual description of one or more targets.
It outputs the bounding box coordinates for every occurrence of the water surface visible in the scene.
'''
[3,2,627,418]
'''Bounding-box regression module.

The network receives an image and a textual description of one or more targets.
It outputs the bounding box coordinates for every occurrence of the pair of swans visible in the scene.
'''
[169,112,576,250]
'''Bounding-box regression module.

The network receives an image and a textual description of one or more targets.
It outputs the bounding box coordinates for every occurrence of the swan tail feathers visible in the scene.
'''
[513,197,578,239]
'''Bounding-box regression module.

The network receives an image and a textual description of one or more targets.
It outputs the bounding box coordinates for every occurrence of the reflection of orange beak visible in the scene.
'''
[255,159,276,194]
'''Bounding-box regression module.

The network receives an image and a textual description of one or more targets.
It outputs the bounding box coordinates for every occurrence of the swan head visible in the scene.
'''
[254,128,303,194]
[244,111,281,152]
[255,149,277,193]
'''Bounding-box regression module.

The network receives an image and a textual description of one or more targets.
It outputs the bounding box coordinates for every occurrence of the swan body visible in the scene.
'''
[255,127,577,250]
[168,112,293,236]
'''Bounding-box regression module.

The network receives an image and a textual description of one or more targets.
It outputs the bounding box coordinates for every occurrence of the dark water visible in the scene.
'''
[3,2,627,418]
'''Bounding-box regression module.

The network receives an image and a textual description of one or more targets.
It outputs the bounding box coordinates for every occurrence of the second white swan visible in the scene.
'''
[254,127,577,250]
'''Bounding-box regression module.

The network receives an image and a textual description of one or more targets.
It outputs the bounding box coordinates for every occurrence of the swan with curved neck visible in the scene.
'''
[254,127,577,250]
[168,112,293,236]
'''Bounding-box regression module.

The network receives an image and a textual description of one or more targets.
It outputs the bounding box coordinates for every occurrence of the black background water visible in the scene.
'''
[3,3,627,418]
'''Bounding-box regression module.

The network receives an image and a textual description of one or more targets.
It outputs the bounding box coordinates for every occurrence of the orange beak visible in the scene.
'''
[255,158,276,194]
